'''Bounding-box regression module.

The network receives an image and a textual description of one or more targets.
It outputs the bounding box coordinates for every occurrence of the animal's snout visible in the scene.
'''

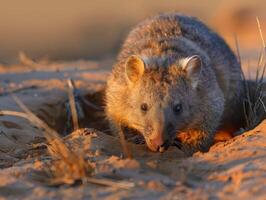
[149,135,170,153]
[146,123,173,152]
[150,135,164,150]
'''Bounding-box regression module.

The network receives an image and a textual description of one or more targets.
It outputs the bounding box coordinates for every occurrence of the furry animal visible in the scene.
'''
[105,13,242,155]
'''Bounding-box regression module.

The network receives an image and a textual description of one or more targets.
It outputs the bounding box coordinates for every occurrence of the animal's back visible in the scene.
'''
[114,13,242,122]
[106,13,243,154]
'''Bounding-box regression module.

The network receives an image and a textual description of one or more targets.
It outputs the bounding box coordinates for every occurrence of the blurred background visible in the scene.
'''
[0,0,265,64]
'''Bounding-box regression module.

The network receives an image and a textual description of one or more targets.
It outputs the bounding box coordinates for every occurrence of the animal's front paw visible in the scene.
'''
[173,139,196,156]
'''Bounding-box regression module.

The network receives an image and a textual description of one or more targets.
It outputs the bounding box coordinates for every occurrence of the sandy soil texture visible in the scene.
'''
[0,59,265,200]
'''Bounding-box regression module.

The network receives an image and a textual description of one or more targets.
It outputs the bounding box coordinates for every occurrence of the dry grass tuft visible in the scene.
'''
[11,94,94,185]
[0,95,135,188]
[240,17,266,130]
[67,79,80,130]
[242,66,266,130]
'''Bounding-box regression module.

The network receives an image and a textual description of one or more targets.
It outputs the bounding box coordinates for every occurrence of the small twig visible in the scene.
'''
[10,95,74,160]
[259,97,266,113]
[0,109,57,142]
[234,33,242,66]
[67,79,79,130]
[85,177,135,189]
[0,85,38,97]
[255,50,263,83]
[0,110,32,120]
[11,94,59,141]
[117,124,132,159]
[256,17,266,50]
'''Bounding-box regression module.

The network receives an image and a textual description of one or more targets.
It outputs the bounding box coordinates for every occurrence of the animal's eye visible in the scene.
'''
[140,103,148,112]
[173,103,182,115]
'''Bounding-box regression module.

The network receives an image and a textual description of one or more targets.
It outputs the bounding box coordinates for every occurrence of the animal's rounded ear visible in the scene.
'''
[125,55,145,83]
[181,55,202,88]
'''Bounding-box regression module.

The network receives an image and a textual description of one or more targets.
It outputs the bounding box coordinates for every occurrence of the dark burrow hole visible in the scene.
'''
[51,89,110,136]
[35,88,147,145]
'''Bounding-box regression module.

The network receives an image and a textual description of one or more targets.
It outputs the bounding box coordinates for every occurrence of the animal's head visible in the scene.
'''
[124,55,203,152]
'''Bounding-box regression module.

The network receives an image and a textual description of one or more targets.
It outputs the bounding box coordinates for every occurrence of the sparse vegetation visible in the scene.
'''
[0,92,136,189]
[241,18,266,130]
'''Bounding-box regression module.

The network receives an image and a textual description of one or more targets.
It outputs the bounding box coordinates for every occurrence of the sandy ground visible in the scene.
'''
[0,57,265,200]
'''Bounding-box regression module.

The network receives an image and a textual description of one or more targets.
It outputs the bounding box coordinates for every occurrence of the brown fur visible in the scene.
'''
[105,13,242,155]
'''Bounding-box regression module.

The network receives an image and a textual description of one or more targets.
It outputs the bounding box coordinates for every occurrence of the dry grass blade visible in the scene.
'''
[67,79,80,130]
[0,110,33,120]
[259,97,266,112]
[10,94,94,185]
[242,17,266,130]
[234,33,242,66]
[256,17,266,49]
[117,124,133,159]
[234,34,251,127]
[0,85,37,97]
[85,177,135,189]
[11,94,59,141]
[2,95,134,188]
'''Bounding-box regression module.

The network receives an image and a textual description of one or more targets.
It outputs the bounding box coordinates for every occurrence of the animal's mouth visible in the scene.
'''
[131,128,177,153]
[145,138,171,153]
